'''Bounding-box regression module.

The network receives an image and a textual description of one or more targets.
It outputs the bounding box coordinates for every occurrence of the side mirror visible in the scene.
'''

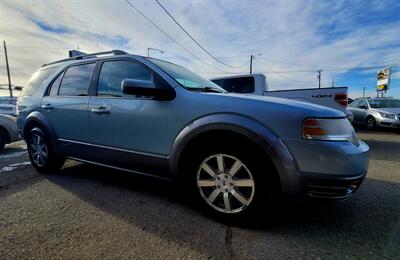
[121,79,175,101]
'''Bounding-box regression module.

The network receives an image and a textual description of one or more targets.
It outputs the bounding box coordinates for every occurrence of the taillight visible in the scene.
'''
[335,93,348,107]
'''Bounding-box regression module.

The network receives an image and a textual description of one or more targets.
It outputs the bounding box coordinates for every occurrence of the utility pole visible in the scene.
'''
[249,54,262,74]
[3,41,13,98]
[363,87,366,98]
[317,70,322,89]
[331,78,335,88]
[250,55,253,74]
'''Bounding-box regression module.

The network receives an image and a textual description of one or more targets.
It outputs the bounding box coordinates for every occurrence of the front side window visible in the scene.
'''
[58,63,95,96]
[97,60,152,97]
[358,100,368,108]
[349,100,361,107]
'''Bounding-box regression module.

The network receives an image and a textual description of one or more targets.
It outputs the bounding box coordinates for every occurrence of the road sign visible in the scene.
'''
[376,67,391,92]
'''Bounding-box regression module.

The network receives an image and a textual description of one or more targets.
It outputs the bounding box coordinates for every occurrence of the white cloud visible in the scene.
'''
[0,0,399,99]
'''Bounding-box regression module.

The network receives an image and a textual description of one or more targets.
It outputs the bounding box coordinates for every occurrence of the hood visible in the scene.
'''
[373,108,400,114]
[214,92,345,117]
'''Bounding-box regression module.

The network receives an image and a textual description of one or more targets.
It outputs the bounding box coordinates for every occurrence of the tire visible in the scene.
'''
[366,116,376,130]
[0,128,6,151]
[185,140,277,222]
[27,127,65,174]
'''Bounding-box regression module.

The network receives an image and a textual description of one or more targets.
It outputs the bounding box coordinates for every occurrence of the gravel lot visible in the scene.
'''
[0,130,399,259]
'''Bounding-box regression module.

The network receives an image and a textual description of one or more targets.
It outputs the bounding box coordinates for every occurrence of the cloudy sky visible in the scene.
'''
[0,0,399,98]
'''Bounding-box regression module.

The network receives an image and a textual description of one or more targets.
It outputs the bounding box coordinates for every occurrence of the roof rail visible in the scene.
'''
[42,50,128,67]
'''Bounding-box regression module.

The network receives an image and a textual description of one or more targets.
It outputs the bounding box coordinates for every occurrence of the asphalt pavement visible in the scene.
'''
[0,130,399,259]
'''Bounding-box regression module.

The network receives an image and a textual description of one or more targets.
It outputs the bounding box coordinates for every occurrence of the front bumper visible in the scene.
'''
[268,138,369,201]
[376,117,400,128]
[304,171,366,200]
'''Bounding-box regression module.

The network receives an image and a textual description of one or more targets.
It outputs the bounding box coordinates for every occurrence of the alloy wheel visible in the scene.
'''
[30,133,48,167]
[196,154,255,214]
[367,118,375,129]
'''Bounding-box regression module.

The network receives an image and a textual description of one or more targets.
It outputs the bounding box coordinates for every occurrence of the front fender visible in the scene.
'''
[168,113,302,197]
[168,113,278,176]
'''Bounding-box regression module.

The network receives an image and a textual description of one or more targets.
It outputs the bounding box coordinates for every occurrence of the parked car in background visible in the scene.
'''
[347,98,400,130]
[0,114,20,151]
[210,74,348,112]
[0,97,18,116]
[17,50,369,220]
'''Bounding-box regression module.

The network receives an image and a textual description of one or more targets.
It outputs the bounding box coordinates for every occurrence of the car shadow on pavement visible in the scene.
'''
[46,161,400,258]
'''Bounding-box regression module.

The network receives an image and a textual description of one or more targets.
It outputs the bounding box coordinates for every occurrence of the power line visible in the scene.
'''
[254,59,315,84]
[124,0,238,74]
[154,0,248,69]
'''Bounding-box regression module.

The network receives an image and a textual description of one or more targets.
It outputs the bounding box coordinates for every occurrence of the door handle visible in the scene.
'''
[91,107,110,114]
[41,104,54,110]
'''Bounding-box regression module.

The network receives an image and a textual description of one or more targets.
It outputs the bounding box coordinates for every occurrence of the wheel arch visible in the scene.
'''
[168,113,279,177]
[23,111,61,154]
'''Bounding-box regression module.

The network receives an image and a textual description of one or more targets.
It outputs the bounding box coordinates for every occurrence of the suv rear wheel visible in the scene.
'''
[27,127,65,174]
[187,141,275,221]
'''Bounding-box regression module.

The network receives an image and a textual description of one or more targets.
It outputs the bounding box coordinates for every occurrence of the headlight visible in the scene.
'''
[302,118,359,145]
[379,112,395,119]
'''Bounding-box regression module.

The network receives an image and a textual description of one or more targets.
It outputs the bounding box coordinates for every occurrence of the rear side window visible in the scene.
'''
[97,60,152,97]
[48,72,63,96]
[22,67,58,96]
[58,63,95,96]
[212,77,255,94]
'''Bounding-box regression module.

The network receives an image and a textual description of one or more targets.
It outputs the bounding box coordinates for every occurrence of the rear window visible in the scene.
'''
[212,77,255,94]
[22,67,58,96]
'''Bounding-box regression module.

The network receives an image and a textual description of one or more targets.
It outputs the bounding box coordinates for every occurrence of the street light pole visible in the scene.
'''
[147,47,164,58]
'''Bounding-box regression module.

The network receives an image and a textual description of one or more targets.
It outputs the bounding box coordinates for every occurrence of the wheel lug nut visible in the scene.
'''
[224,189,228,192]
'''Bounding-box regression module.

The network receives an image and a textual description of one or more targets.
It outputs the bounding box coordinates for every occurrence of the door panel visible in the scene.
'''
[41,62,95,156]
[89,97,169,155]
[87,59,171,174]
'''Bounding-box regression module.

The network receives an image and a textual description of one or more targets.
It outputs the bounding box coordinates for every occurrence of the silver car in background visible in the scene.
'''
[347,98,400,130]
[0,114,20,151]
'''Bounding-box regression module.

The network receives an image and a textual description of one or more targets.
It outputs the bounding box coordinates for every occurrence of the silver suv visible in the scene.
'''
[17,50,369,220]
[347,98,400,130]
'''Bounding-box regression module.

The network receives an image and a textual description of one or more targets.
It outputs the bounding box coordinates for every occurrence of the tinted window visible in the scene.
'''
[214,77,255,94]
[48,72,63,96]
[22,67,58,96]
[358,100,368,108]
[349,100,361,107]
[58,63,95,96]
[368,99,400,108]
[97,60,152,97]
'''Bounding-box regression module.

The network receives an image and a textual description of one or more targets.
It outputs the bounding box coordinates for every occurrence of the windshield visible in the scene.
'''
[368,99,400,108]
[148,58,226,93]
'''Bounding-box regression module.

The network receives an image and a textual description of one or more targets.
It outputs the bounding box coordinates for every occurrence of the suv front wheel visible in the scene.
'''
[27,127,65,174]
[188,141,275,221]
